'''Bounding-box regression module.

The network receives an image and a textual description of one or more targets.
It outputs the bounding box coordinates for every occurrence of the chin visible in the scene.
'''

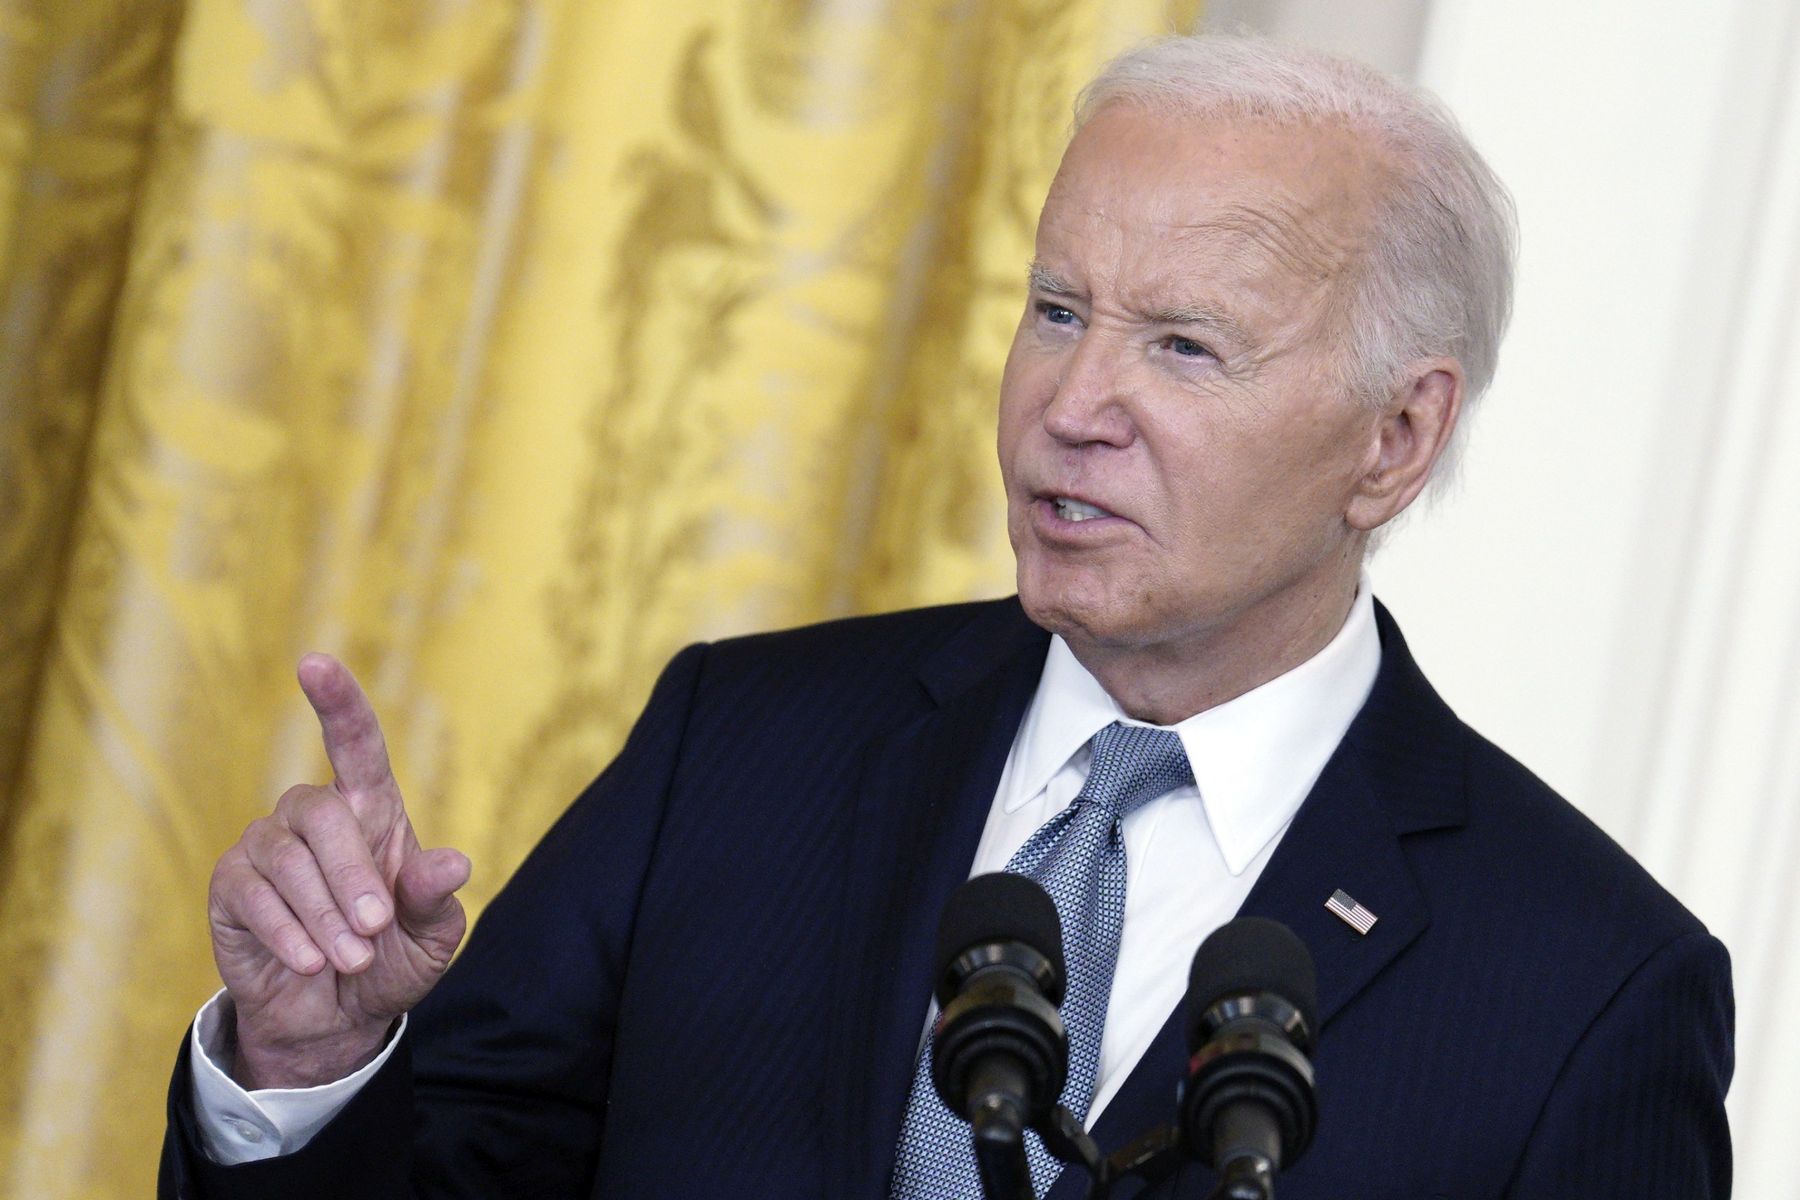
[1017,567,1146,650]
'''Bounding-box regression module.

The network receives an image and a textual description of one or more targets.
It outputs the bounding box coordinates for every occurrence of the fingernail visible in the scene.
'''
[296,944,325,973]
[353,893,389,931]
[335,932,372,969]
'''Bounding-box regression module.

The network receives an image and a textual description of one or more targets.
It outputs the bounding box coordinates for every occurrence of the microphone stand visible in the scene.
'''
[968,1100,1109,1200]
[968,1076,1035,1200]
[1033,1105,1109,1200]
[1036,1114,1272,1200]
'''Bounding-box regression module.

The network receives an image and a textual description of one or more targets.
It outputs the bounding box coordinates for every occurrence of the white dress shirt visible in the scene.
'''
[953,584,1379,1119]
[191,585,1381,1163]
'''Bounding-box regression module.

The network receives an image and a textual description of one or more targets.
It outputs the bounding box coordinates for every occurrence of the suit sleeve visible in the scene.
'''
[1502,929,1734,1199]
[160,642,712,1200]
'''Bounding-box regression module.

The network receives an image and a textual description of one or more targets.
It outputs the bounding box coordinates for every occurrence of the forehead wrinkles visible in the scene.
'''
[1161,197,1366,363]
[1173,199,1362,288]
[1040,186,1362,293]
[1035,160,1372,345]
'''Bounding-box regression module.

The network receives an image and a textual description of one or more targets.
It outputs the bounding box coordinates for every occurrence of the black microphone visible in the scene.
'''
[1180,917,1319,1200]
[929,872,1069,1200]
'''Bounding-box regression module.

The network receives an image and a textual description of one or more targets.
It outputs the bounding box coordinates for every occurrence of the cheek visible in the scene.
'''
[1238,434,1374,554]
[1156,418,1356,543]
[996,351,1051,466]
[1276,411,1379,508]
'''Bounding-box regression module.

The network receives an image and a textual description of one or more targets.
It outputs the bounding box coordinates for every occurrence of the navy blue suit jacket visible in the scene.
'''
[162,598,1733,1198]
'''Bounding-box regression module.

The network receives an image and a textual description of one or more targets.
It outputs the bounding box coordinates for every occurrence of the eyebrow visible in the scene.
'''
[1139,302,1250,344]
[1026,262,1080,296]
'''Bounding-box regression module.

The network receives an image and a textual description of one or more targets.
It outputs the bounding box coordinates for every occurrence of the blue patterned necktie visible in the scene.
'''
[889,722,1194,1198]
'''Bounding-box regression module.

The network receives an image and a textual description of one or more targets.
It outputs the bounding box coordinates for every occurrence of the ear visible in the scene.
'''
[1345,358,1464,532]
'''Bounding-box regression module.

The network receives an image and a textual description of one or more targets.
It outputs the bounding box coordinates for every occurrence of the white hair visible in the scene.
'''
[1075,35,1518,487]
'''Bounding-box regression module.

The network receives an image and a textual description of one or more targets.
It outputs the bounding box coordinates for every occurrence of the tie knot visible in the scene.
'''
[1081,722,1193,822]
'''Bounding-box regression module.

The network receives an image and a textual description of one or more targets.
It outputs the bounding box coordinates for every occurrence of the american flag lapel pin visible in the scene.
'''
[1325,888,1378,935]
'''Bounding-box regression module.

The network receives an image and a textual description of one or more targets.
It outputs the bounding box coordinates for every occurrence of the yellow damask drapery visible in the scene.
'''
[0,0,1198,1194]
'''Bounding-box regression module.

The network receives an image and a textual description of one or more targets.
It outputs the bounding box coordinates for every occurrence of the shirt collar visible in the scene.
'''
[1005,581,1382,876]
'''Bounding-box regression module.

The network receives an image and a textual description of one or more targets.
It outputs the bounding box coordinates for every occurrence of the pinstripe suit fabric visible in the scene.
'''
[161,598,1733,1199]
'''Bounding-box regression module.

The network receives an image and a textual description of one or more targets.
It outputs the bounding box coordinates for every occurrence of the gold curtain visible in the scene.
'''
[0,0,1199,1193]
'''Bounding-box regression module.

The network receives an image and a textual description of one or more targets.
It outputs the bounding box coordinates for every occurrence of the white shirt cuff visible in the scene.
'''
[187,989,406,1165]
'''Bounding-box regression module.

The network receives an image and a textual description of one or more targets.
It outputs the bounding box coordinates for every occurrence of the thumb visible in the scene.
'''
[395,847,471,950]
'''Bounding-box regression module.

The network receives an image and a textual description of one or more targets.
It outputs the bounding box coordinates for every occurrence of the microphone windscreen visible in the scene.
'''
[932,872,1065,1003]
[1184,917,1318,1049]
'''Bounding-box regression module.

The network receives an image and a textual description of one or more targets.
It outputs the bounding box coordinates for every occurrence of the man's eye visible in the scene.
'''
[1168,335,1211,358]
[1036,302,1079,325]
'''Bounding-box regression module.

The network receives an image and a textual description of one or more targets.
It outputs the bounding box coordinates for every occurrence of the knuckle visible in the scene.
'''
[242,815,288,858]
[325,855,375,891]
[210,847,245,890]
[267,837,317,880]
[272,785,309,821]
[291,789,354,837]
[210,873,246,920]
[276,783,325,821]
[242,883,292,932]
[207,871,240,923]
[303,895,349,931]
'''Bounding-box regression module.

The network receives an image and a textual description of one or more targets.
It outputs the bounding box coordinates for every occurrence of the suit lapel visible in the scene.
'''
[1238,602,1466,1031]
[825,599,1465,1199]
[1045,601,1466,1199]
[1235,748,1430,1029]
[1043,753,1430,1200]
[826,601,1050,1200]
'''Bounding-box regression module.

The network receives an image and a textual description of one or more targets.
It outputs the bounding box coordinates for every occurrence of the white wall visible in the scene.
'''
[1368,2,1800,1195]
[1204,0,1433,74]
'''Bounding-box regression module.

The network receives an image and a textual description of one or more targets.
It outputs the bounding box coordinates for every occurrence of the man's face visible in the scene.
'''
[998,103,1391,671]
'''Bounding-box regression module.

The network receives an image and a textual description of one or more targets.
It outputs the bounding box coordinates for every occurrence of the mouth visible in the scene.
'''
[1027,492,1133,541]
[1051,496,1116,522]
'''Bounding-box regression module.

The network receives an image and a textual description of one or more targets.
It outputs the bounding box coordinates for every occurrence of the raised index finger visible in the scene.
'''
[297,653,396,798]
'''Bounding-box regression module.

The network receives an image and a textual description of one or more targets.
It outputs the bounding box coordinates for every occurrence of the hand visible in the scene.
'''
[208,653,471,1089]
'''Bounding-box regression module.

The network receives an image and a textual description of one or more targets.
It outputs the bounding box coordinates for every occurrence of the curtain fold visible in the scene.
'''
[0,0,1198,1193]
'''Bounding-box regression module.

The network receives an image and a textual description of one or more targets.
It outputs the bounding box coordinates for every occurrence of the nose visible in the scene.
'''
[1042,333,1135,448]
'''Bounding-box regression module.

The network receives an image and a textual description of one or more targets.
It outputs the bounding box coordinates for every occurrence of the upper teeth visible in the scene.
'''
[1054,497,1111,522]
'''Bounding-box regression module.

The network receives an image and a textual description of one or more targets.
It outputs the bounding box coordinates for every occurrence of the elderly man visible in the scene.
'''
[161,35,1732,1200]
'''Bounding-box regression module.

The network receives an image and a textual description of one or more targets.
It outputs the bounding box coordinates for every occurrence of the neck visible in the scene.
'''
[1067,574,1361,725]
